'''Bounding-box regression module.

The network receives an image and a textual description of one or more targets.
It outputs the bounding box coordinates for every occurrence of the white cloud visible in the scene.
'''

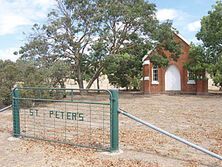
[0,0,56,36]
[189,37,202,44]
[0,14,31,36]
[0,47,20,62]
[156,9,179,21]
[156,8,200,43]
[187,20,201,32]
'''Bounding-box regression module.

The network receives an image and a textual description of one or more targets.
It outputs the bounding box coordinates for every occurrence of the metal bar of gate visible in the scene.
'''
[118,108,222,161]
[0,105,12,112]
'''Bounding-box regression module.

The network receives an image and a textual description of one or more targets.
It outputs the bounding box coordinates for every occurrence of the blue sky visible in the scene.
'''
[152,0,217,43]
[0,0,217,61]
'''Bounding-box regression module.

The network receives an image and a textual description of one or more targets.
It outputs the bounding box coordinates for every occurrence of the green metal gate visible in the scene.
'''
[12,87,119,152]
[11,87,222,160]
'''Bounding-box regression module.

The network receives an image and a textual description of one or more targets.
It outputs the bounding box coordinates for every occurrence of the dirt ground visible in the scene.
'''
[0,94,222,167]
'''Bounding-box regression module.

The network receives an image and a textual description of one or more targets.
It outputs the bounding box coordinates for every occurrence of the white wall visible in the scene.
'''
[65,75,115,89]
[206,73,219,91]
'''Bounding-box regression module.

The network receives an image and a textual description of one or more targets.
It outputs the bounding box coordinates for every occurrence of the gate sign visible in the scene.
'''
[29,109,84,121]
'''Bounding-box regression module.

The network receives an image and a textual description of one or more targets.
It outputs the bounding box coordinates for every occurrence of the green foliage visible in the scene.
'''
[152,22,182,61]
[196,1,222,88]
[150,54,169,67]
[184,44,208,79]
[0,60,18,105]
[208,57,222,88]
[83,41,108,82]
[47,60,71,88]
[196,0,222,63]
[0,59,70,105]
[104,53,142,89]
[15,60,47,87]
[148,23,182,67]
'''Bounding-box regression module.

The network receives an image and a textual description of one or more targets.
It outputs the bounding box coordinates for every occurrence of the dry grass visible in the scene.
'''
[0,94,222,167]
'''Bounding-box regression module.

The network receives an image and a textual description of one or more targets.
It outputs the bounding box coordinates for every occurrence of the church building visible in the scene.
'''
[142,32,208,94]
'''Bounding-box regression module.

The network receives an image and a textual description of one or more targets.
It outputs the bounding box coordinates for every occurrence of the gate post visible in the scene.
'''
[12,88,20,137]
[110,89,119,152]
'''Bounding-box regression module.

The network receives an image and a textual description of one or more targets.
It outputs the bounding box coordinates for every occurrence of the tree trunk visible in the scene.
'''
[60,81,65,88]
[78,78,84,89]
[59,81,66,98]
[219,83,222,91]
[97,76,100,93]
[76,61,84,89]
[86,66,103,89]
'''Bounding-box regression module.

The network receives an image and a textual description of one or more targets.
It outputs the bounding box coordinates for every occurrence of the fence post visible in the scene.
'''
[12,88,20,137]
[110,89,119,152]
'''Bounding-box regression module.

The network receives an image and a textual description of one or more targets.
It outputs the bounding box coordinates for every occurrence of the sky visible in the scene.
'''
[0,0,217,61]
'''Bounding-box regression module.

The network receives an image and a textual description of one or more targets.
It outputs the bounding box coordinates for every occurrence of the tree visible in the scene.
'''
[0,58,72,106]
[84,41,108,90]
[208,57,222,90]
[15,59,48,87]
[150,22,182,67]
[196,0,222,89]
[16,0,181,89]
[47,60,71,88]
[85,2,181,88]
[184,44,208,79]
[104,53,142,89]
[16,0,101,89]
[0,60,18,105]
[0,59,49,105]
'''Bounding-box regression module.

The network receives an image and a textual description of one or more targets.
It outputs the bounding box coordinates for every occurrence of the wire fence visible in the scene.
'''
[13,88,116,151]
